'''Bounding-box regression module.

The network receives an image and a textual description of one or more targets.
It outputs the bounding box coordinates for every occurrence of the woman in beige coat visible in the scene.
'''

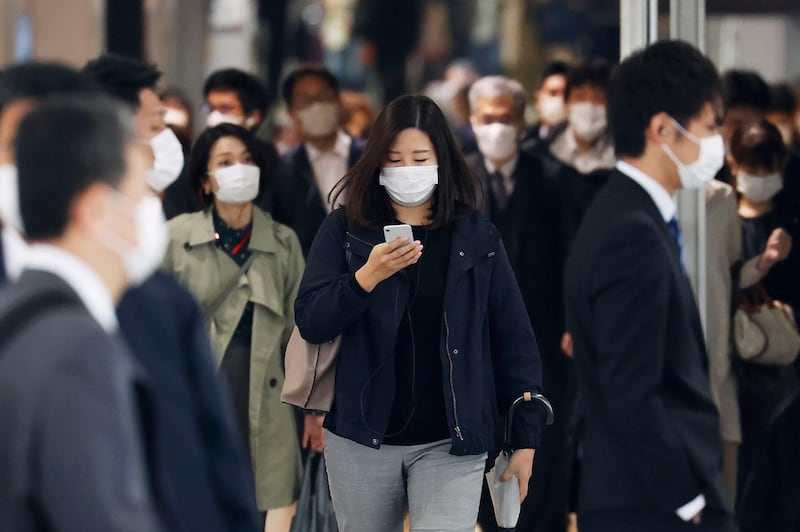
[162,124,304,531]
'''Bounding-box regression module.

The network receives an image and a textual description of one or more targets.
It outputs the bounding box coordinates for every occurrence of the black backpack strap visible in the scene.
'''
[0,291,79,353]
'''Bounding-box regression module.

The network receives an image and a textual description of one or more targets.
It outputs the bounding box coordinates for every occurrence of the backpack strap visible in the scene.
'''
[0,290,79,354]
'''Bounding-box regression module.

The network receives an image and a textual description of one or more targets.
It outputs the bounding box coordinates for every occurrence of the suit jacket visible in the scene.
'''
[117,273,261,532]
[467,151,574,425]
[266,139,363,256]
[0,271,162,531]
[564,171,730,517]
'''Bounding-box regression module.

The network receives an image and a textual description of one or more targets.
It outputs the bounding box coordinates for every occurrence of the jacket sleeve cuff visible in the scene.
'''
[509,407,544,450]
[347,272,369,298]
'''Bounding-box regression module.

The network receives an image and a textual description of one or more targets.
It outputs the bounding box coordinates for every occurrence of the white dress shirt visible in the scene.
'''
[2,226,29,282]
[484,153,519,197]
[551,128,616,175]
[305,130,351,213]
[23,244,119,333]
[616,160,706,521]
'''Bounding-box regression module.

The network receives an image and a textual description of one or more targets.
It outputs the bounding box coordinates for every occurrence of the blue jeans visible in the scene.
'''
[324,430,487,532]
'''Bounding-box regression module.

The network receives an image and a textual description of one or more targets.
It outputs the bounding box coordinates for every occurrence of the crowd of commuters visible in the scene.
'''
[0,36,799,532]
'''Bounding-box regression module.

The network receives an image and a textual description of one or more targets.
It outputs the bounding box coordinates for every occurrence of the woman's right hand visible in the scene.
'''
[354,238,423,293]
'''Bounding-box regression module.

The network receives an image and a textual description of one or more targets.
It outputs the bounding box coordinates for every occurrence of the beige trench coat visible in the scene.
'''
[162,207,304,510]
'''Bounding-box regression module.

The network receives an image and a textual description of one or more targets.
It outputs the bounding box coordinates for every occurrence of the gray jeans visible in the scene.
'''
[324,430,487,532]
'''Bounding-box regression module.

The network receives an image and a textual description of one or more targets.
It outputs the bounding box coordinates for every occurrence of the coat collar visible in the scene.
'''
[187,207,278,253]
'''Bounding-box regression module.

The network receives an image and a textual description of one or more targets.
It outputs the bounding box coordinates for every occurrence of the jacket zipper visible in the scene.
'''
[444,312,463,440]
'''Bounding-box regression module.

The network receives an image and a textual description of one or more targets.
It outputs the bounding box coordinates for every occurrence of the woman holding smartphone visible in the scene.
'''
[294,95,545,532]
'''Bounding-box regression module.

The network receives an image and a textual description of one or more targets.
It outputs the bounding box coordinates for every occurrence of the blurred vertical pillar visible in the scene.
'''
[501,0,541,92]
[671,0,708,335]
[107,0,143,58]
[144,0,211,135]
[619,0,658,59]
[0,0,19,64]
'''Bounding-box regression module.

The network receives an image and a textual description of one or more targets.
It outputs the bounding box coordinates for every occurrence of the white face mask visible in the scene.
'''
[538,95,566,125]
[662,117,725,189]
[147,128,185,192]
[379,165,439,207]
[472,122,519,162]
[164,108,189,128]
[569,103,607,142]
[97,193,168,286]
[214,164,260,204]
[0,164,23,233]
[297,102,340,138]
[737,173,783,202]
[206,110,257,129]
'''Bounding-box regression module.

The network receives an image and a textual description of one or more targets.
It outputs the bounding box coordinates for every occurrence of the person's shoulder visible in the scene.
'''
[168,209,208,238]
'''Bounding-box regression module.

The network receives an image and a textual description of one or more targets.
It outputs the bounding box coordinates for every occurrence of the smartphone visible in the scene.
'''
[383,224,415,245]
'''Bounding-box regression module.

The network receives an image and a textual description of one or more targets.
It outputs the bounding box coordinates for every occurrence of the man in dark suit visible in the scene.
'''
[466,75,575,532]
[564,41,737,532]
[0,61,260,532]
[267,65,363,256]
[0,96,163,531]
[522,61,569,156]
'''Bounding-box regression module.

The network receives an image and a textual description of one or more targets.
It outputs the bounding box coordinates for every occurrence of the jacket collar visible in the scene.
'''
[188,207,278,253]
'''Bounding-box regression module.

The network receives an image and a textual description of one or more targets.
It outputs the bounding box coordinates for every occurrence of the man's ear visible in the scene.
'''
[648,112,672,144]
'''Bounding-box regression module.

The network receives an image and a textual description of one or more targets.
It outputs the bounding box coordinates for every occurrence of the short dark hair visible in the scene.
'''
[17,96,133,240]
[82,54,162,109]
[332,94,477,229]
[609,40,722,158]
[0,62,96,112]
[729,119,788,173]
[281,65,340,108]
[769,83,797,115]
[541,61,570,85]
[203,68,269,117]
[187,124,267,208]
[565,58,613,101]
[722,70,770,114]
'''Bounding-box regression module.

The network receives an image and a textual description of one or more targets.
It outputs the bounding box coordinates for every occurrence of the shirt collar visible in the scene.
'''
[23,244,119,333]
[2,226,30,282]
[616,160,676,222]
[305,130,351,162]
[484,153,519,180]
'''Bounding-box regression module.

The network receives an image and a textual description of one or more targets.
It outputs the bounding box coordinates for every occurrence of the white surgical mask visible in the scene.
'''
[297,102,340,138]
[662,117,725,189]
[737,173,783,202]
[214,164,260,204]
[379,165,439,207]
[206,110,258,129]
[472,122,519,161]
[0,164,23,233]
[538,95,566,125]
[569,103,607,142]
[164,108,189,128]
[97,193,168,286]
[148,128,185,192]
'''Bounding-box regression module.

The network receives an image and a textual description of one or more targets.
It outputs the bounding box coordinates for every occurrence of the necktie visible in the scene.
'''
[666,217,686,270]
[490,171,509,212]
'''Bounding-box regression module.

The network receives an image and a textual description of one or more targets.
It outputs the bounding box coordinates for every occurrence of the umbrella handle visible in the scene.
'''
[503,392,554,454]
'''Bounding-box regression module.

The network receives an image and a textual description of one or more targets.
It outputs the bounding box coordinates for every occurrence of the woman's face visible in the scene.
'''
[384,127,438,168]
[202,135,254,195]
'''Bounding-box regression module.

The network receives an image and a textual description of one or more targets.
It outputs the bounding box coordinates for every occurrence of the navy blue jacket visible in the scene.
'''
[295,209,545,455]
[117,273,261,532]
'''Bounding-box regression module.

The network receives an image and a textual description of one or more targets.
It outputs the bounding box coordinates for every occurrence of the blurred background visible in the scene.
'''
[2,0,799,132]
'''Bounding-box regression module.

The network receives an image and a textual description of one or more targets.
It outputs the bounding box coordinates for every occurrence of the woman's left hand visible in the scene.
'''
[500,448,536,502]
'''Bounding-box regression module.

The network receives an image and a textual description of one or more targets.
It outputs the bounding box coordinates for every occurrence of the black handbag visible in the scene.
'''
[290,453,338,532]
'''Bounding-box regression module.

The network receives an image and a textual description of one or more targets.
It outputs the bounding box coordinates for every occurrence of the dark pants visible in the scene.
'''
[579,509,738,532]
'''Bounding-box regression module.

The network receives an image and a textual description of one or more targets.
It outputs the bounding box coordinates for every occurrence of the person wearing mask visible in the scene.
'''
[268,65,364,256]
[729,119,800,532]
[294,94,546,532]
[523,61,570,155]
[82,58,263,531]
[82,55,184,198]
[161,86,195,154]
[549,59,615,176]
[466,75,574,532]
[162,124,305,532]
[565,40,736,531]
[0,96,163,531]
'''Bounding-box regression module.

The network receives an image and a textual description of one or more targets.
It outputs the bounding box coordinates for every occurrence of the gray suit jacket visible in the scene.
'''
[0,270,162,532]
